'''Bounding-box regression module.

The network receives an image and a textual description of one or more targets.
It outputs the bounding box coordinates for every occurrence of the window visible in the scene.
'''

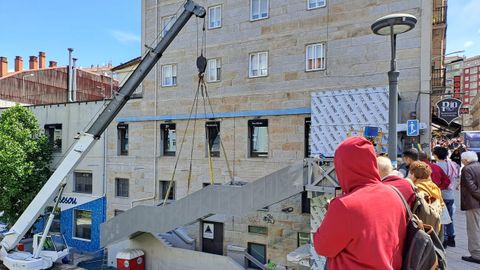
[203,182,222,187]
[208,5,222,29]
[249,119,268,157]
[162,15,175,37]
[247,243,266,268]
[114,209,124,216]
[307,0,326,9]
[115,178,129,197]
[301,191,310,214]
[74,172,92,194]
[248,226,268,235]
[117,123,128,155]
[306,43,326,71]
[45,124,62,152]
[206,121,220,157]
[298,232,311,247]
[160,180,175,200]
[249,52,268,78]
[162,64,177,87]
[161,123,176,156]
[74,209,92,240]
[207,58,221,82]
[250,0,269,21]
[305,118,311,158]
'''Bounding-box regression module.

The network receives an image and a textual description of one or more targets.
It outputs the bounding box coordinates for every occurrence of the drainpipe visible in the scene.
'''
[103,125,108,221]
[67,48,73,102]
[72,58,77,102]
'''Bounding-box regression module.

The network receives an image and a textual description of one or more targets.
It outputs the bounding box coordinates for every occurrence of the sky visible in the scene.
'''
[446,0,480,58]
[0,0,141,69]
[0,1,478,70]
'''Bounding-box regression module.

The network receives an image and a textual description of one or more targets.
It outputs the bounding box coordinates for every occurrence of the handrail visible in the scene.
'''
[244,251,267,270]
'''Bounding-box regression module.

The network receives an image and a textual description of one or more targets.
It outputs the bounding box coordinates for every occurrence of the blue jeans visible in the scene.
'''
[444,199,455,240]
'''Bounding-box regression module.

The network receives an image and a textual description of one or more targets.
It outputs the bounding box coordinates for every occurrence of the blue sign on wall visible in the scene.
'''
[407,120,419,136]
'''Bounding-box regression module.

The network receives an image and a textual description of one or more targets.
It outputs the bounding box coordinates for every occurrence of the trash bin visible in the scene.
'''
[116,249,145,270]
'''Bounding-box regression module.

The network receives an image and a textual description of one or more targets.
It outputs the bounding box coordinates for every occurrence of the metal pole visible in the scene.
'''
[388,27,399,165]
[67,48,73,102]
[33,184,66,258]
[22,77,25,98]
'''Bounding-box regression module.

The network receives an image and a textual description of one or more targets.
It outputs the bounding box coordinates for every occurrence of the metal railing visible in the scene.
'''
[432,68,446,91]
[433,6,447,25]
[244,252,267,270]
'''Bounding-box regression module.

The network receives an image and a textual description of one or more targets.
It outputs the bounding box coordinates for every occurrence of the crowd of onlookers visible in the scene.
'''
[312,135,480,269]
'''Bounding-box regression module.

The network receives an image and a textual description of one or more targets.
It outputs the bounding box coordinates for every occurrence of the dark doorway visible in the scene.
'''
[201,222,224,255]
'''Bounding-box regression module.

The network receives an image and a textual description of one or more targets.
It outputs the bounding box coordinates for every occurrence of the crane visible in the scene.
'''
[0,1,206,269]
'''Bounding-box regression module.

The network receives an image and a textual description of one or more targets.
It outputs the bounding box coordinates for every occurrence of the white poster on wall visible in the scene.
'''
[310,87,389,157]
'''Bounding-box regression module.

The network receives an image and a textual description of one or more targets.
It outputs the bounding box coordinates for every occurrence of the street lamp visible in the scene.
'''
[371,13,417,164]
[22,73,35,98]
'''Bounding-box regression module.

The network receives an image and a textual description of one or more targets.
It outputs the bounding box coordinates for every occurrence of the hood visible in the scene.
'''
[334,136,381,193]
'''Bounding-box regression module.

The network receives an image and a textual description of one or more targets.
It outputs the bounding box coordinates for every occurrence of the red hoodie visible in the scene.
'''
[313,137,407,270]
[382,175,416,209]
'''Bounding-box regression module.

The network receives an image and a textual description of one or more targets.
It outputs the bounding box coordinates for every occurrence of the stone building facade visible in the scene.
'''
[105,0,437,267]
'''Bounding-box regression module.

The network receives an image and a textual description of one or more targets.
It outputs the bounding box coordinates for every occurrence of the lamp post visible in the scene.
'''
[371,13,417,165]
[22,73,35,98]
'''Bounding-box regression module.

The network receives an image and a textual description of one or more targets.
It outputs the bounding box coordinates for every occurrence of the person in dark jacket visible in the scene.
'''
[314,137,407,270]
[399,148,419,178]
[377,156,416,208]
[460,151,480,264]
[450,146,465,167]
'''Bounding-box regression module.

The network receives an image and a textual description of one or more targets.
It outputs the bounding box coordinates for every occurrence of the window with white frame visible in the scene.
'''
[307,0,326,9]
[250,0,269,21]
[207,58,221,82]
[249,52,268,78]
[208,5,222,29]
[74,209,92,240]
[162,64,177,87]
[162,15,175,37]
[74,172,92,194]
[306,43,326,71]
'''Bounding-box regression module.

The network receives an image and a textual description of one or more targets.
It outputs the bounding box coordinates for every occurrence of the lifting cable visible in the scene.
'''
[163,16,235,205]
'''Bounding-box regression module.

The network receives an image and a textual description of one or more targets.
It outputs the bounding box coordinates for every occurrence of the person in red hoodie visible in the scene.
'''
[313,137,407,270]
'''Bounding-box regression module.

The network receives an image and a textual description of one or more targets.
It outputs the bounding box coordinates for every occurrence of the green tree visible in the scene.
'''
[0,105,53,226]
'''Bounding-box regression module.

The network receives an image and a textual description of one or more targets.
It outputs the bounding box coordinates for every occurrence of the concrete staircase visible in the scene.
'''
[101,161,306,247]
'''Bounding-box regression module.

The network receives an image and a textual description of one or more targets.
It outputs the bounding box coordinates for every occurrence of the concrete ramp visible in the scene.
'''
[101,161,306,247]
[107,233,245,270]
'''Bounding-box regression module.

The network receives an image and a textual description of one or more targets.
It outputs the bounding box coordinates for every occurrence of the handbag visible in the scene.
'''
[440,205,452,225]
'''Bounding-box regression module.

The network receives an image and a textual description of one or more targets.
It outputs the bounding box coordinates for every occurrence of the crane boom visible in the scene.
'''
[1,0,205,256]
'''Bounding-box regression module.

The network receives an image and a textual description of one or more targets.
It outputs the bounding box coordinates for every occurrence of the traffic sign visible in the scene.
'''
[407,120,419,136]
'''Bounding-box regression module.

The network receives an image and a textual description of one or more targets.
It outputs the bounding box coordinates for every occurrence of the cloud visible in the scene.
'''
[110,30,140,45]
[465,41,474,48]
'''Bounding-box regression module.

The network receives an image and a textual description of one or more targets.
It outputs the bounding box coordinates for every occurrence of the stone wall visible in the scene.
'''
[105,0,431,267]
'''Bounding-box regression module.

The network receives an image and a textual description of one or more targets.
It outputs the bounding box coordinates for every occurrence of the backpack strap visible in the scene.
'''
[389,186,413,222]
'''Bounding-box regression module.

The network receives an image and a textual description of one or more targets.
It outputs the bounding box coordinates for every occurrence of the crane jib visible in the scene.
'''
[0,0,206,264]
